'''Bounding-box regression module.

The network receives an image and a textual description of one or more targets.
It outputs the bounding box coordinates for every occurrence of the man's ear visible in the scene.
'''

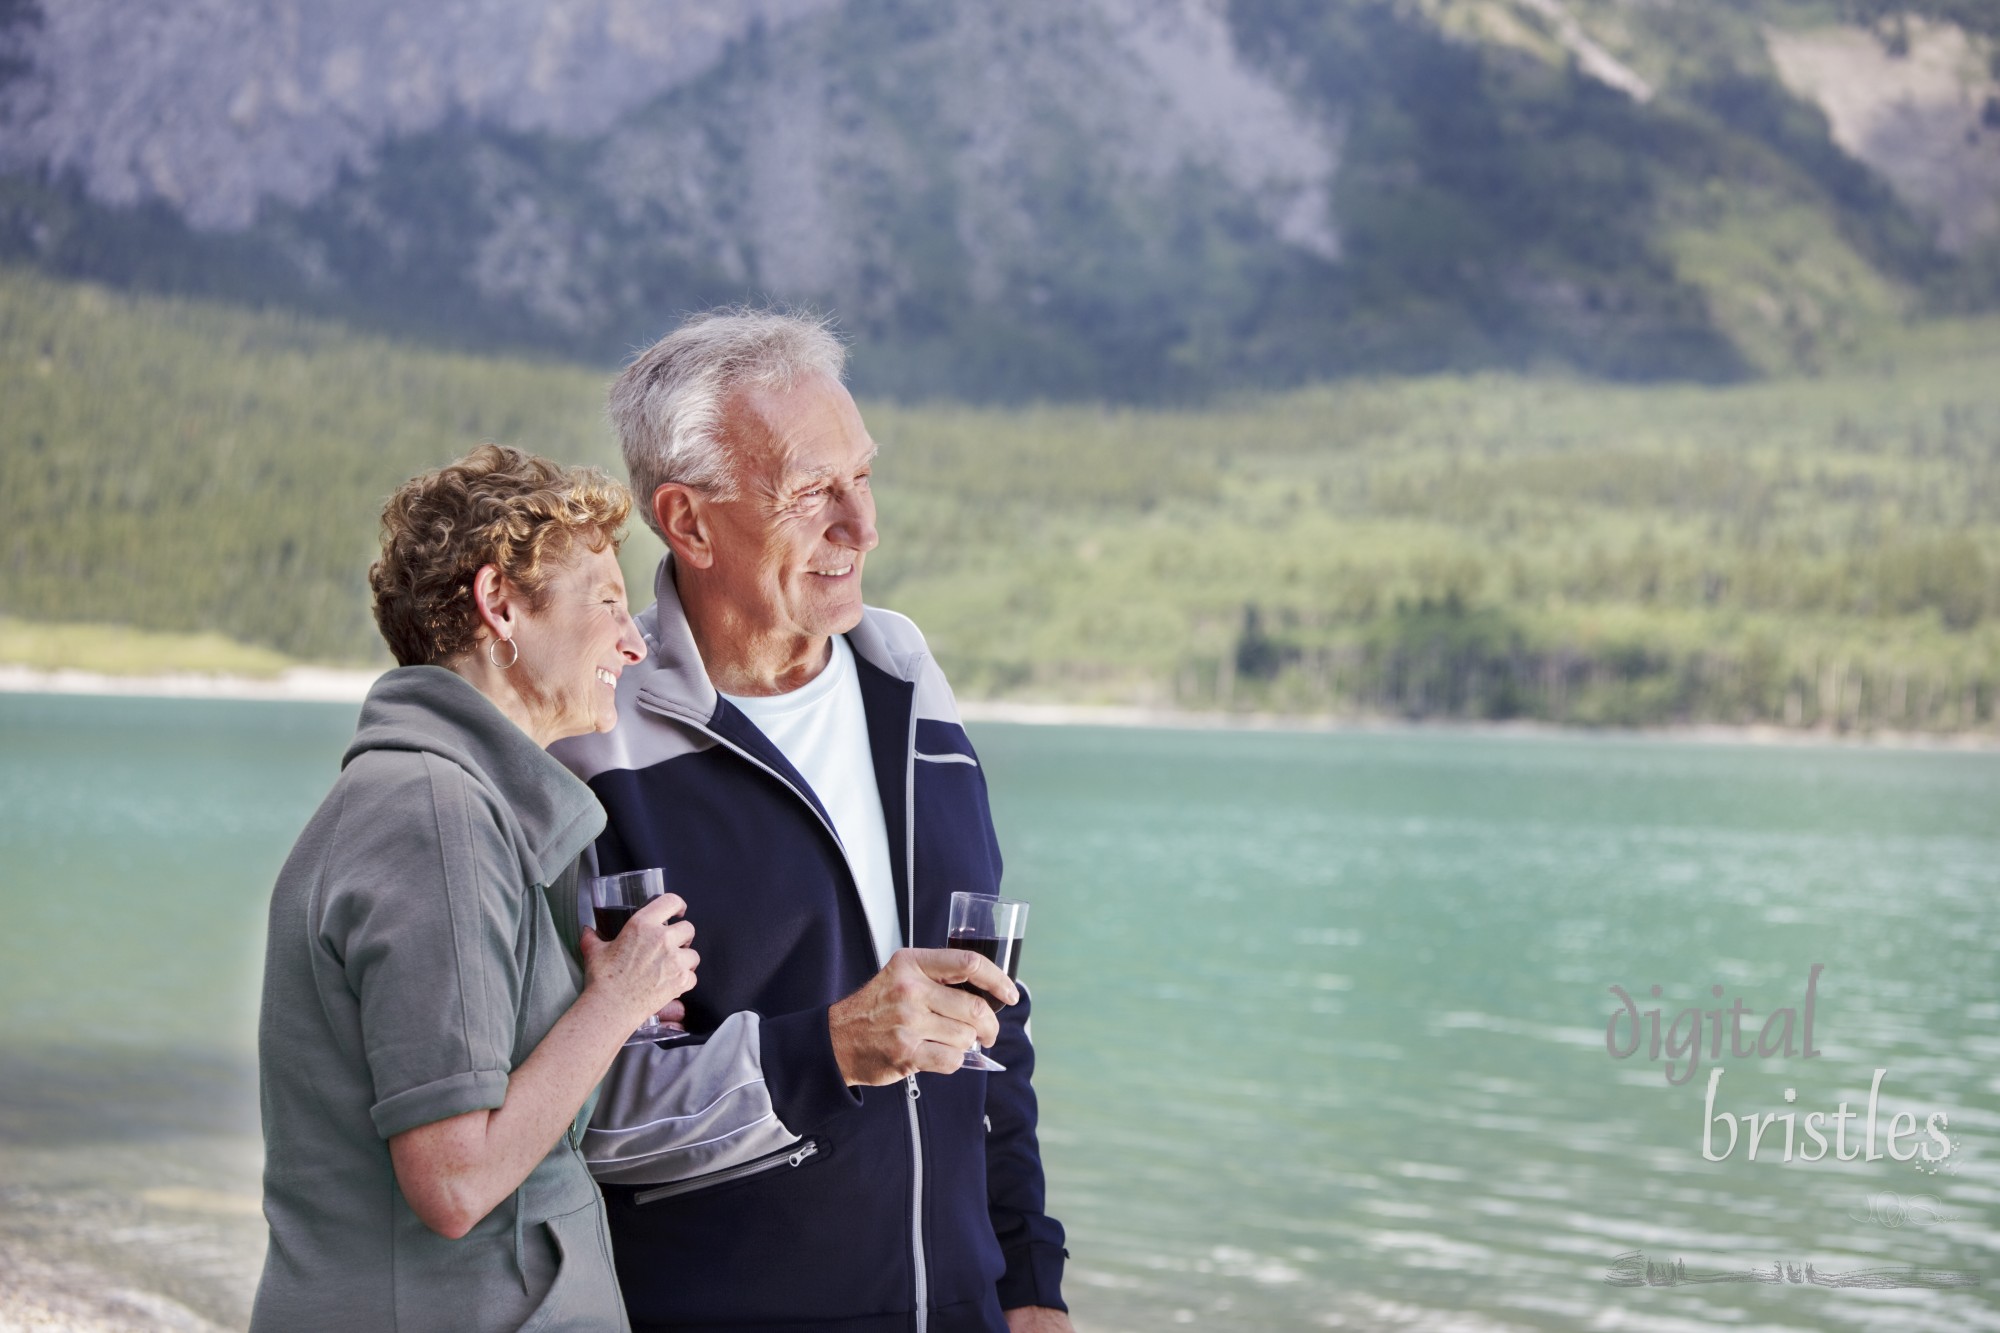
[469,564,521,643]
[653,483,716,570]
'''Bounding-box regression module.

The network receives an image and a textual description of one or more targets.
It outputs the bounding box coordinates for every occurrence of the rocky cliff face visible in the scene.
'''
[0,0,834,228]
[560,1,1342,330]
[1,0,1993,397]
[1768,18,2000,255]
[0,0,1351,394]
[0,0,1337,247]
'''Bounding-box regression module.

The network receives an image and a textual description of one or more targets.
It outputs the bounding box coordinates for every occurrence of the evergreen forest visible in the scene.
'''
[5,266,1996,733]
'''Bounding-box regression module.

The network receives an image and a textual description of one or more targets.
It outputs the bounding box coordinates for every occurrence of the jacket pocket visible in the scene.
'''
[517,1200,624,1333]
[632,1137,823,1206]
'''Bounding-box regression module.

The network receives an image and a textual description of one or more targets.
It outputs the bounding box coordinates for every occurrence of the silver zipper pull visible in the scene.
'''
[907,1074,921,1101]
[788,1141,819,1168]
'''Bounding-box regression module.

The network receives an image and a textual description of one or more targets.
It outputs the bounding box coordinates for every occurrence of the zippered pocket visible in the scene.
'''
[632,1138,821,1206]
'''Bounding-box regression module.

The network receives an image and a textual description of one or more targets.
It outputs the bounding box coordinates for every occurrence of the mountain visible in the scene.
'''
[2,0,1997,399]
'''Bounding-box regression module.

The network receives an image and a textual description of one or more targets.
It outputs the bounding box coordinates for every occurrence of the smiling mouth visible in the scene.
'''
[809,565,854,577]
[596,668,618,687]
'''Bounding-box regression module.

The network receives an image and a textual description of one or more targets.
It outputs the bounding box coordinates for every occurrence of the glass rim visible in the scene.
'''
[947,890,1029,909]
[584,867,665,901]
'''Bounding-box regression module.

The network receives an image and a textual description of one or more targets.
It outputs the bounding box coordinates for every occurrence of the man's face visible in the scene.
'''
[703,374,880,648]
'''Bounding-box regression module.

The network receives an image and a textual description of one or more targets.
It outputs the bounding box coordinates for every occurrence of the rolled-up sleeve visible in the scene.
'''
[317,751,523,1140]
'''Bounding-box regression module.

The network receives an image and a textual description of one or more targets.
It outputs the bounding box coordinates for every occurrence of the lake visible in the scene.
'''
[1,693,1995,1331]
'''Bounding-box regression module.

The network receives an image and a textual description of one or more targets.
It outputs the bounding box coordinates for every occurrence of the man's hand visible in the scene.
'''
[828,947,1020,1086]
[1004,1308,1074,1333]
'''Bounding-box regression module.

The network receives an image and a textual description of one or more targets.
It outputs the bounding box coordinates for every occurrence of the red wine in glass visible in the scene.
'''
[594,904,642,940]
[944,893,1029,1071]
[947,933,1024,1011]
[583,868,686,1045]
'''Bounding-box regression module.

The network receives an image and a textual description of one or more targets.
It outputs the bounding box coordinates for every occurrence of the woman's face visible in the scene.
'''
[510,542,646,746]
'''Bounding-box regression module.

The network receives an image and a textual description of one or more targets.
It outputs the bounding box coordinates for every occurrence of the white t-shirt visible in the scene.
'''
[720,636,902,968]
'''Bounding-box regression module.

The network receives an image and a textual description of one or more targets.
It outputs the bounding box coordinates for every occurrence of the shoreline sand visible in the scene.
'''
[0,1245,234,1333]
[3,665,1996,752]
[0,664,383,703]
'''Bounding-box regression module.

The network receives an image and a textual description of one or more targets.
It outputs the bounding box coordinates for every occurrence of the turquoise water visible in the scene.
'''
[2,694,1996,1330]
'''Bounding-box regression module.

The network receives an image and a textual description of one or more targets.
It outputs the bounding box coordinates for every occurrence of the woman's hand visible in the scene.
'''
[580,891,698,1024]
[391,892,698,1239]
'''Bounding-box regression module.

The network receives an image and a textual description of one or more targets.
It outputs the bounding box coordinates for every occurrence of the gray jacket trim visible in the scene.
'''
[556,556,966,786]
[581,1013,797,1186]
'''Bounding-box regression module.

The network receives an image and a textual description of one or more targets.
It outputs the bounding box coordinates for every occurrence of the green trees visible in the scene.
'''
[3,266,1996,732]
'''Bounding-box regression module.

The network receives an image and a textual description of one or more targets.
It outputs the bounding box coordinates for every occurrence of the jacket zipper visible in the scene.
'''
[631,1139,819,1205]
[907,1075,927,1333]
[902,666,928,1333]
[637,666,935,1327]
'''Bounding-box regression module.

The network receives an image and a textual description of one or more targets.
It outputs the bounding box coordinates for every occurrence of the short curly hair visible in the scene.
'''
[369,444,632,667]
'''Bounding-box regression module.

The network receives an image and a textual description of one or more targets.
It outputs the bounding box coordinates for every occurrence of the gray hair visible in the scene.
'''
[609,308,848,532]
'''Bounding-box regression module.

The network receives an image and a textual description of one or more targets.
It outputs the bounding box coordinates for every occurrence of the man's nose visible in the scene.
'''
[831,490,879,554]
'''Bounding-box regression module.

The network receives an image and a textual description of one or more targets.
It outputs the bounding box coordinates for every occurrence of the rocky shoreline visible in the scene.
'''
[0,1245,234,1333]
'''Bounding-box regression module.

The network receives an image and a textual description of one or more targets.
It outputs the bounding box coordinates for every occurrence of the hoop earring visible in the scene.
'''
[486,635,519,670]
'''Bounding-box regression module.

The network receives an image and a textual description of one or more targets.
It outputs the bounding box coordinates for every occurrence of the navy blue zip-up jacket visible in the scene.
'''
[549,558,1067,1333]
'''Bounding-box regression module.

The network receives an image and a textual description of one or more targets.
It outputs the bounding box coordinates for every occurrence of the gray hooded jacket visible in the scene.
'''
[252,666,628,1332]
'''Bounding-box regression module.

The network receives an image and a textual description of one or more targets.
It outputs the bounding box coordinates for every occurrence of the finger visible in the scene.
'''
[940,960,1016,1012]
[927,980,997,1030]
[633,892,688,925]
[914,1039,973,1076]
[938,992,1001,1050]
[579,926,604,961]
[661,919,696,949]
[927,980,1002,1048]
[904,1000,988,1053]
[908,948,1020,1006]
[655,1000,688,1025]
[664,949,698,1001]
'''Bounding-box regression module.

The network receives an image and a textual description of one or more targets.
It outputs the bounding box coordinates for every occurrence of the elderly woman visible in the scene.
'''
[252,445,696,1332]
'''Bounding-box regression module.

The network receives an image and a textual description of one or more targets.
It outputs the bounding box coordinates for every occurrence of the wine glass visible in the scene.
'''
[583,868,689,1047]
[946,892,1029,1072]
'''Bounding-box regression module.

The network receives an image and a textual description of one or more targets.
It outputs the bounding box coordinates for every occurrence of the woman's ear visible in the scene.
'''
[653,484,715,571]
[469,564,520,644]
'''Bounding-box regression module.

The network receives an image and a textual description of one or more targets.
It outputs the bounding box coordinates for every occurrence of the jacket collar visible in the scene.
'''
[634,554,923,722]
[632,554,723,723]
[344,665,605,886]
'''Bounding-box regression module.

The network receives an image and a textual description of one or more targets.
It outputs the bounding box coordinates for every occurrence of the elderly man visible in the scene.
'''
[551,310,1071,1333]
